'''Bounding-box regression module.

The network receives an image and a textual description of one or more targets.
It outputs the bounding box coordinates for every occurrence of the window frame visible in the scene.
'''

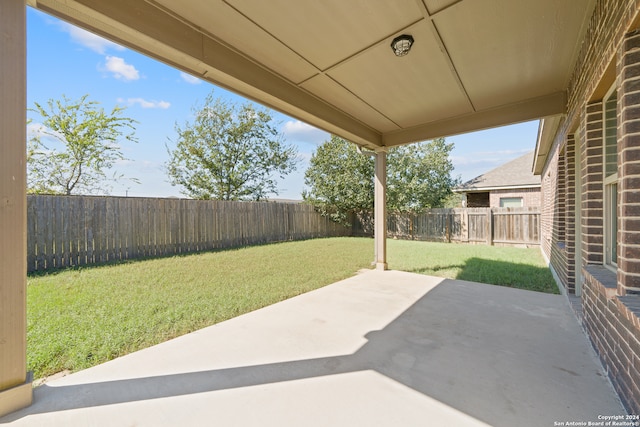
[499,197,523,208]
[603,84,618,271]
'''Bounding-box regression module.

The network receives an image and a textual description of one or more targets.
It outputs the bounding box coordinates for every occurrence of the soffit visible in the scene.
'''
[434,1,589,111]
[30,0,596,149]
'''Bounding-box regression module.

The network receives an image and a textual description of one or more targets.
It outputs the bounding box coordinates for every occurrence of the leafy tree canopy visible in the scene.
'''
[28,94,138,195]
[303,136,459,225]
[166,92,298,200]
[302,135,374,225]
[387,137,458,213]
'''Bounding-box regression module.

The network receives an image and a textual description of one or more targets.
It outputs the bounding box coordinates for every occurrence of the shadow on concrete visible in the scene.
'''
[1,274,622,426]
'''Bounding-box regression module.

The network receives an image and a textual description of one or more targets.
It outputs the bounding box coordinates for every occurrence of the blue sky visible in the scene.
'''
[27,8,539,199]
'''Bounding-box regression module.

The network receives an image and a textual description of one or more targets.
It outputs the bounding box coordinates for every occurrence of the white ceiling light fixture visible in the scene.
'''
[391,34,414,57]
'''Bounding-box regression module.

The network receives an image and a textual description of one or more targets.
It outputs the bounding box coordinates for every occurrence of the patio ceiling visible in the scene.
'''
[29,0,595,150]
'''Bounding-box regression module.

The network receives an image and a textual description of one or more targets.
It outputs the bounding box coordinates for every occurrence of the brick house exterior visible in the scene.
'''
[535,0,640,413]
[455,152,541,208]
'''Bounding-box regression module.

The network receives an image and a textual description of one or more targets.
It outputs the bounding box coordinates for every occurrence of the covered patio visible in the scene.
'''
[1,0,626,418]
[0,270,623,426]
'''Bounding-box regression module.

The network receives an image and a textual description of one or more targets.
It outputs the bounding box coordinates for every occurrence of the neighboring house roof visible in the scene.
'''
[454,151,541,192]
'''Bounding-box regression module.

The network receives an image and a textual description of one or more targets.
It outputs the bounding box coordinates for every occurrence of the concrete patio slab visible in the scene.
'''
[1,270,624,426]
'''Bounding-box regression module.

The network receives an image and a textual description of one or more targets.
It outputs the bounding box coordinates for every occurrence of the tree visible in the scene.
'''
[442,192,464,208]
[302,135,374,225]
[387,138,458,213]
[166,92,298,200]
[28,94,138,195]
[303,136,458,224]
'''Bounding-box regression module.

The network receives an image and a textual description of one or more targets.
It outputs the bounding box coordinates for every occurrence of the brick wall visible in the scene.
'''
[565,135,577,292]
[582,101,605,266]
[541,140,569,291]
[618,29,640,295]
[488,187,541,208]
[556,147,568,289]
[541,153,557,264]
[567,0,633,121]
[540,0,640,414]
[583,266,640,412]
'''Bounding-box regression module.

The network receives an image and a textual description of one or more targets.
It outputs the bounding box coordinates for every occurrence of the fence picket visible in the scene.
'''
[353,207,540,247]
[26,195,353,272]
[25,196,540,273]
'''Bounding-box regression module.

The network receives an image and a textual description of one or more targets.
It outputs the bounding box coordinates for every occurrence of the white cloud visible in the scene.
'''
[27,122,67,146]
[282,120,328,145]
[62,23,124,54]
[297,151,313,162]
[103,56,140,81]
[118,97,171,109]
[180,72,202,84]
[27,122,49,139]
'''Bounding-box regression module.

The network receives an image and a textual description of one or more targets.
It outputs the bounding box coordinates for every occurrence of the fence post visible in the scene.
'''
[487,208,494,245]
[463,209,469,242]
[411,213,415,240]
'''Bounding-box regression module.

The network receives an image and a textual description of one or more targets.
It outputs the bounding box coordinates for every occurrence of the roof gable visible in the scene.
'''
[456,151,540,191]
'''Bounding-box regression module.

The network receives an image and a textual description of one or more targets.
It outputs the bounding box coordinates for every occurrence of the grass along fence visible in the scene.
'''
[353,207,540,247]
[27,195,349,272]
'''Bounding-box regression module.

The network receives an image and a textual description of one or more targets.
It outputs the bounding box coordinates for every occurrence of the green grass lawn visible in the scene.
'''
[28,237,556,380]
[387,239,558,294]
[27,237,373,380]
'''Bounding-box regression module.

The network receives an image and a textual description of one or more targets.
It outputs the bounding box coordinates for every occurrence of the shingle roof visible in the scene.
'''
[455,151,540,191]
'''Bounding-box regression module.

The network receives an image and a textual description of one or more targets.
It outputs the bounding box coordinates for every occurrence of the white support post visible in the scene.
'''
[374,150,387,270]
[0,0,32,417]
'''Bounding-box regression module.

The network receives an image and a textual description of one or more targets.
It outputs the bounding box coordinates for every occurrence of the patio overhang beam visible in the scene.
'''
[382,91,567,147]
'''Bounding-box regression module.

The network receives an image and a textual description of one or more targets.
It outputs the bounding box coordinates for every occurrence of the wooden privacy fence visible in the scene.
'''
[354,207,540,247]
[461,207,540,246]
[27,195,350,272]
[27,196,540,272]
